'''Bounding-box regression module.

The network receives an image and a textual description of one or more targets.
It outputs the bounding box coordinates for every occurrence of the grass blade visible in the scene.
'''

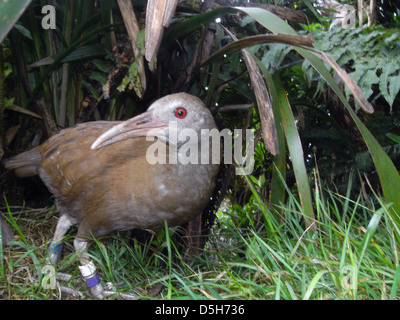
[390,266,400,298]
[357,210,383,267]
[303,270,329,300]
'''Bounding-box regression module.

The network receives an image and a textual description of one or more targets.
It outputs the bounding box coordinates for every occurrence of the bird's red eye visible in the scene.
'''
[174,107,187,119]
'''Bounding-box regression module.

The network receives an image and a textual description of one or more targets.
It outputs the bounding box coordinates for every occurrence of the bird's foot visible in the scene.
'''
[53,272,84,298]
[103,282,138,300]
[75,282,137,300]
[87,281,138,300]
[39,266,137,299]
[60,285,84,298]
[88,282,106,299]
[78,260,137,299]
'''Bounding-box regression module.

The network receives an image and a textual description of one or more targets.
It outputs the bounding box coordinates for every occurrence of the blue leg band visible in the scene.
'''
[48,242,64,255]
[85,272,101,288]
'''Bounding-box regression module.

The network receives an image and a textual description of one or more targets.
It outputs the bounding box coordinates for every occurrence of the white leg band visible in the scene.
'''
[79,261,97,277]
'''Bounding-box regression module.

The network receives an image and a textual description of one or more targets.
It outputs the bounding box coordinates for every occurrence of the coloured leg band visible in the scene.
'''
[79,261,101,288]
[48,242,64,255]
[85,273,100,288]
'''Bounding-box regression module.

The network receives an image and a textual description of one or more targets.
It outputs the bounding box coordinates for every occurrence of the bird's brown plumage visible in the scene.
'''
[5,93,219,238]
[4,93,219,298]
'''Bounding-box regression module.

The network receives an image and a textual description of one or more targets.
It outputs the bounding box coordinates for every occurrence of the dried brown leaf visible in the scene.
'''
[145,0,178,64]
[6,125,20,146]
[7,104,42,119]
[320,52,374,114]
[242,49,279,155]
[222,28,279,155]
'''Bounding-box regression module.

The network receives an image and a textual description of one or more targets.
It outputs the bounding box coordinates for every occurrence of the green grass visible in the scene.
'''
[1,180,399,300]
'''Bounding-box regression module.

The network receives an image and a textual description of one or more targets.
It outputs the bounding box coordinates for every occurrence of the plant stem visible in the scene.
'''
[0,45,5,156]
[27,5,52,106]
[58,0,75,127]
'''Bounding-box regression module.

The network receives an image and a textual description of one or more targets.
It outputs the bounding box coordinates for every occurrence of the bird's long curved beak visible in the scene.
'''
[91,111,168,150]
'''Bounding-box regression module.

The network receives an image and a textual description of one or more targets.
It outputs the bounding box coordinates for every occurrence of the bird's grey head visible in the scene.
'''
[91,93,217,150]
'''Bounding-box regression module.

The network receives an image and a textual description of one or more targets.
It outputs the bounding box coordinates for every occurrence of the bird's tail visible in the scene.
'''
[3,147,42,177]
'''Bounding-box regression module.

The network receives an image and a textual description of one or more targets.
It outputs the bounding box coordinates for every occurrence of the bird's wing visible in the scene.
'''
[39,121,119,198]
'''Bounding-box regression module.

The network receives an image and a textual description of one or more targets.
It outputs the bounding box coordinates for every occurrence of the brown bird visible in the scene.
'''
[4,93,219,299]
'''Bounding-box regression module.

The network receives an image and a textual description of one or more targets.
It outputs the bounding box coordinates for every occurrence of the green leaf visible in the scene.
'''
[0,0,32,43]
[312,27,400,109]
[81,80,100,101]
[273,76,315,226]
[205,34,312,65]
[379,61,400,107]
[163,7,237,47]
[89,72,107,85]
[261,43,292,71]
[387,133,400,144]
[5,97,14,108]
[92,59,112,73]
[62,45,108,63]
[388,74,400,108]
[13,23,32,40]
[234,6,297,35]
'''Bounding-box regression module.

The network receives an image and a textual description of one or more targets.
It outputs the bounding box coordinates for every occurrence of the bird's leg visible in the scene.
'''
[46,215,74,265]
[74,238,105,299]
[74,238,138,300]
[43,214,85,297]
